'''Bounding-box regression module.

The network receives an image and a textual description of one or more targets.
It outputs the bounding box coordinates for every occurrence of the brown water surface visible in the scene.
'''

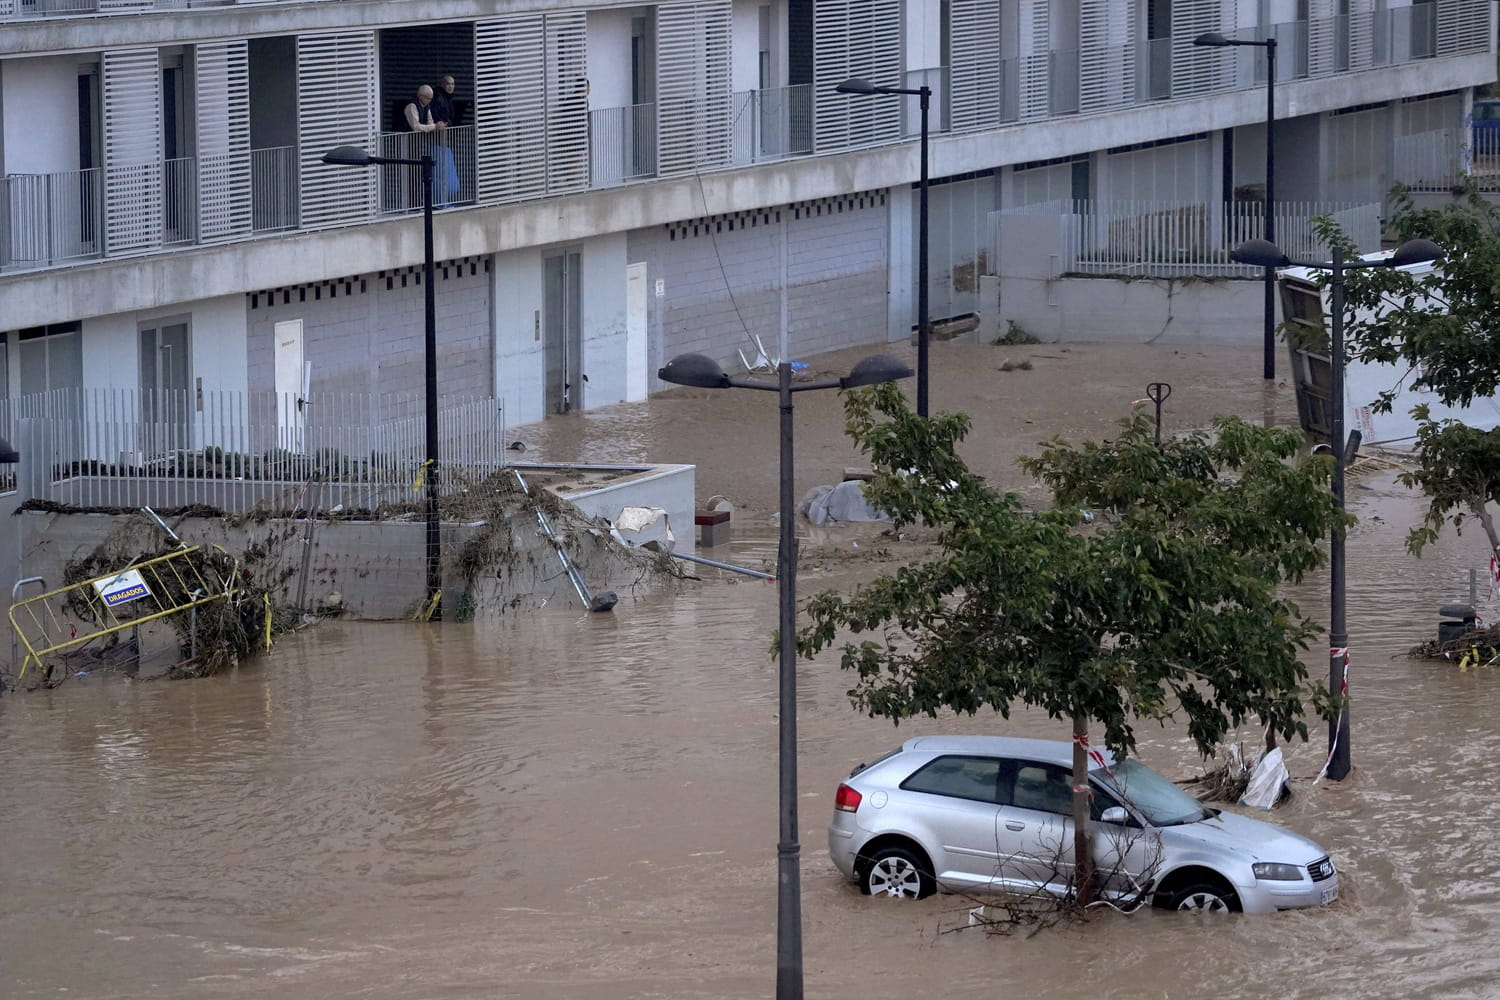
[4,342,1498,999]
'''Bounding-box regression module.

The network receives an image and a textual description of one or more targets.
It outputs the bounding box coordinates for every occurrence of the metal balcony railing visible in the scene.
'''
[163,156,197,246]
[589,103,656,187]
[732,85,812,165]
[376,126,477,214]
[251,146,299,233]
[1,167,102,272]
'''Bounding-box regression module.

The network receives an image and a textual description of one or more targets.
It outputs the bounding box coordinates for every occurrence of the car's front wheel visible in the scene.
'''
[860,846,935,899]
[1164,883,1237,913]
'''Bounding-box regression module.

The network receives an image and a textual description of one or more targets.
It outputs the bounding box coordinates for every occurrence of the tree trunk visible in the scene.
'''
[1469,498,1499,564]
[1071,714,1095,907]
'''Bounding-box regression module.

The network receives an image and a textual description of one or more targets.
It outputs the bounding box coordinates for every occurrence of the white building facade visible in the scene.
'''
[0,0,1493,430]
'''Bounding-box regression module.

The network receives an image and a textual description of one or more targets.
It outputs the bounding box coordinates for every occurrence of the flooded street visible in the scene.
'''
[4,341,1500,999]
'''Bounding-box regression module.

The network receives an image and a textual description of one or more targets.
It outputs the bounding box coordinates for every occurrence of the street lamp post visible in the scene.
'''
[322,145,442,619]
[657,351,912,1000]
[1230,237,1444,780]
[1195,30,1278,380]
[835,78,932,417]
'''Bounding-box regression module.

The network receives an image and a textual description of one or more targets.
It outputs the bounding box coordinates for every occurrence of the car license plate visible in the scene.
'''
[1320,885,1339,905]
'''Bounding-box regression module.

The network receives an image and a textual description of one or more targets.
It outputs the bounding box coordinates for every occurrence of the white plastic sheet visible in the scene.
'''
[1240,747,1289,810]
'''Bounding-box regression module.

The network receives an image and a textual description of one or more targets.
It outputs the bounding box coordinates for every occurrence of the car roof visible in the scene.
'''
[898,734,1115,769]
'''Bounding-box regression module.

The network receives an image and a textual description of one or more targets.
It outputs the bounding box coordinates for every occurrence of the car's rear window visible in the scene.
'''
[848,747,903,778]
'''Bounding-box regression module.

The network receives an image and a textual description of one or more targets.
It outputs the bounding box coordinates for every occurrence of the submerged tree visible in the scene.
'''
[1318,189,1500,562]
[797,387,1344,902]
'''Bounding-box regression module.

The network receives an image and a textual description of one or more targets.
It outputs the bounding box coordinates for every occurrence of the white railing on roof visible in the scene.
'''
[991,200,1382,279]
[11,387,506,513]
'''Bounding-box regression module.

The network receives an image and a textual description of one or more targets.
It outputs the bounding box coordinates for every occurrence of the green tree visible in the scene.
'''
[1319,189,1500,560]
[797,387,1343,903]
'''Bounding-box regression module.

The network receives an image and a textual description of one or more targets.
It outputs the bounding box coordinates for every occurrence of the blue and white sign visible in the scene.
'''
[94,569,152,609]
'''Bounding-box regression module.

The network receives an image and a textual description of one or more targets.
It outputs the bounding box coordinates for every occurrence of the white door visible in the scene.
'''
[273,319,307,452]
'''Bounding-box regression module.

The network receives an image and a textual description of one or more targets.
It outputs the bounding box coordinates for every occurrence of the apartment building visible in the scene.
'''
[0,0,1493,440]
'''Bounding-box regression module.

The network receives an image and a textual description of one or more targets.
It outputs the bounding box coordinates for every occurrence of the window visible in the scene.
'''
[18,323,83,394]
[902,755,1002,803]
[1009,761,1075,815]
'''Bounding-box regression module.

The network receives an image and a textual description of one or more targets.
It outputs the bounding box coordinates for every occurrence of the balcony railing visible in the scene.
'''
[164,156,197,246]
[251,146,299,233]
[376,126,477,214]
[589,103,656,186]
[1,167,102,272]
[732,85,812,165]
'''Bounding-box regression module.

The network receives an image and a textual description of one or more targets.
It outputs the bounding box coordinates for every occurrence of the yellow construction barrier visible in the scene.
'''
[8,546,236,680]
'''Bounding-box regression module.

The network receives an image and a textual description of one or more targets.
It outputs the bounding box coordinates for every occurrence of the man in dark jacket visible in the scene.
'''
[431,74,458,127]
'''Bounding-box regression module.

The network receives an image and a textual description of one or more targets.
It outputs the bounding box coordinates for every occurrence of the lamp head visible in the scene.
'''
[1388,238,1444,268]
[1230,239,1291,268]
[658,353,731,389]
[322,145,374,166]
[840,354,914,389]
[1193,32,1233,47]
[835,78,877,95]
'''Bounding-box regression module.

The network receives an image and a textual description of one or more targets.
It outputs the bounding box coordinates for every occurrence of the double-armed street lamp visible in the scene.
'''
[1230,236,1444,780]
[835,77,932,417]
[322,145,442,618]
[1195,30,1279,380]
[657,351,912,1000]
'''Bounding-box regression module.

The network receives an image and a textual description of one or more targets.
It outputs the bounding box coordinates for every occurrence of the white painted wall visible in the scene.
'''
[80,294,249,395]
[587,8,638,110]
[905,0,941,72]
[2,54,85,175]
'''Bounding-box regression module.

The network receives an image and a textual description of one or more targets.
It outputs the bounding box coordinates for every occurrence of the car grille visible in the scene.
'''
[1307,857,1336,882]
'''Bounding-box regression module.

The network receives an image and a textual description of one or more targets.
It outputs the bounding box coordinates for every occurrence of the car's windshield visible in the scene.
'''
[1102,759,1212,826]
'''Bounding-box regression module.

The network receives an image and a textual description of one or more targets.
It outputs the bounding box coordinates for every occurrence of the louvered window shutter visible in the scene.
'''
[296,32,377,228]
[1347,0,1375,69]
[1018,0,1050,120]
[196,40,251,242]
[545,12,592,193]
[813,0,903,151]
[655,1,733,177]
[99,0,153,10]
[1078,0,1136,113]
[948,0,1002,133]
[475,16,548,204]
[102,48,163,255]
[1172,0,1230,96]
[1306,0,1337,75]
[1437,0,1490,56]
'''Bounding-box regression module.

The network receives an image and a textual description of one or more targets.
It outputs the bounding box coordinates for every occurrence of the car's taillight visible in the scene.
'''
[835,783,862,813]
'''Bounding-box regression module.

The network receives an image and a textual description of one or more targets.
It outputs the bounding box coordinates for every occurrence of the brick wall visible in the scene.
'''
[246,257,493,400]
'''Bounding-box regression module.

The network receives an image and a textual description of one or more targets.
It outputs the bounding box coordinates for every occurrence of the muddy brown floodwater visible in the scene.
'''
[4,341,1500,1000]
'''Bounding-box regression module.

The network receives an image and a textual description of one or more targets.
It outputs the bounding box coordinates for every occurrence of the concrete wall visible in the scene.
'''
[2,53,79,175]
[630,191,890,378]
[997,268,1264,346]
[245,257,493,399]
[79,293,249,395]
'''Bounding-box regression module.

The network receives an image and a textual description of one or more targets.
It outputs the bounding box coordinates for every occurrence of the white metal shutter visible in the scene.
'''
[1306,0,1337,75]
[656,1,733,176]
[296,31,377,228]
[474,16,548,204]
[813,0,903,151]
[102,48,163,255]
[1018,0,1050,120]
[1078,0,1136,113]
[1172,0,1231,96]
[1346,0,1376,69]
[545,12,592,192]
[196,40,251,242]
[948,0,1002,132]
[98,0,152,10]
[1437,0,1490,56]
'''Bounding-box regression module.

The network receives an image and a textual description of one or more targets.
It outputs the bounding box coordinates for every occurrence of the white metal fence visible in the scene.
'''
[992,200,1382,279]
[10,387,507,512]
[589,104,657,186]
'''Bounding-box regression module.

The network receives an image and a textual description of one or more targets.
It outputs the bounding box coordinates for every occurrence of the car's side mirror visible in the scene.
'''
[1099,806,1130,824]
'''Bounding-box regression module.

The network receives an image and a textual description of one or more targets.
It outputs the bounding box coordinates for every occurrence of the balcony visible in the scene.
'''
[732,85,812,166]
[250,146,299,233]
[1,168,102,272]
[376,126,477,214]
[589,104,656,187]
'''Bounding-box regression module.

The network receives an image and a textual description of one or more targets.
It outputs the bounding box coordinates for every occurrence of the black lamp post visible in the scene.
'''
[835,77,932,418]
[657,351,911,1000]
[1230,236,1444,780]
[1195,30,1278,380]
[322,145,442,618]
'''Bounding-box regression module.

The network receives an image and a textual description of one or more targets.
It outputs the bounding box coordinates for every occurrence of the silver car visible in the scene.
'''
[827,735,1339,914]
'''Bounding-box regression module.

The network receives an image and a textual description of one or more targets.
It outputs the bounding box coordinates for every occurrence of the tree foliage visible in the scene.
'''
[1318,187,1500,557]
[797,386,1344,761]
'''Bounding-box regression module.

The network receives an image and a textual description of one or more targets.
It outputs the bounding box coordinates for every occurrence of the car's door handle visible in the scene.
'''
[1005,821,1025,831]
